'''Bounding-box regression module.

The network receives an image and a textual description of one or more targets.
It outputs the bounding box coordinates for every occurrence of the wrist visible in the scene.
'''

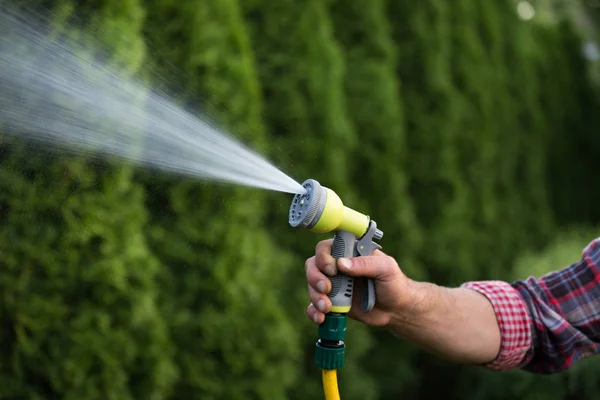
[387,279,443,337]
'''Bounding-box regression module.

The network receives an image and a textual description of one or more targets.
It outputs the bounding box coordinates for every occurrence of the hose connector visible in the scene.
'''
[315,314,347,370]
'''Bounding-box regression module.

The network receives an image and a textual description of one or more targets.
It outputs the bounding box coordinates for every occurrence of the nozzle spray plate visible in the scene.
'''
[289,179,326,229]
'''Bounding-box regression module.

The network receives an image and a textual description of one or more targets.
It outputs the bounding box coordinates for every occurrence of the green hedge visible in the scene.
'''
[0,0,599,399]
[0,2,175,399]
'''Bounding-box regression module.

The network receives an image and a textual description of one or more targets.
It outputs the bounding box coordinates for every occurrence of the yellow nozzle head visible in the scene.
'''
[289,179,369,238]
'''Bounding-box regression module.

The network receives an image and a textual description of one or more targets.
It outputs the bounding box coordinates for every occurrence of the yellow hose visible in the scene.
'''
[322,369,340,400]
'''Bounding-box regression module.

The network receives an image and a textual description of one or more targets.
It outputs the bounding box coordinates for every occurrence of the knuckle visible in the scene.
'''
[307,262,323,280]
[306,305,314,317]
[316,252,334,268]
[379,255,398,276]
[304,256,314,272]
[310,294,321,305]
[314,240,324,253]
[308,285,319,300]
[307,269,318,285]
[384,255,399,269]
[315,239,332,253]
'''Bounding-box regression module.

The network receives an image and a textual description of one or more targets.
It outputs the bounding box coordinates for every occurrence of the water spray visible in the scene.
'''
[0,7,381,399]
[289,179,383,400]
[0,7,305,195]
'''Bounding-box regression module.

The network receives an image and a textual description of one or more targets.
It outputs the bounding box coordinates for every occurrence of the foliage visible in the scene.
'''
[0,2,175,399]
[141,1,300,399]
[0,0,599,399]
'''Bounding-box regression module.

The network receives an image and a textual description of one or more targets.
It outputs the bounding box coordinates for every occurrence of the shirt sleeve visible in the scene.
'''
[511,237,600,374]
[460,280,533,370]
[462,237,600,374]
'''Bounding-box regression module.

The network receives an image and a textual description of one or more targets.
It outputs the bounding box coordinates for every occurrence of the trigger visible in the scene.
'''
[361,278,376,312]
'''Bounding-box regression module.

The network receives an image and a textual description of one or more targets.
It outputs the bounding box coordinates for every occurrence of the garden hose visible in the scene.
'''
[289,179,383,399]
[322,369,340,400]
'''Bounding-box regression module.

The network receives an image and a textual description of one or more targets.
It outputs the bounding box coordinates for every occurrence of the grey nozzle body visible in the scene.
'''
[289,179,326,229]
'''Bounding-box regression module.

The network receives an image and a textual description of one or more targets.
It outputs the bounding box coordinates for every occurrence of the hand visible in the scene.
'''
[305,239,413,327]
[305,239,503,365]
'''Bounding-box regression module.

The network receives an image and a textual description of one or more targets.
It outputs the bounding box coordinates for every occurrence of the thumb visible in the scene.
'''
[337,255,398,281]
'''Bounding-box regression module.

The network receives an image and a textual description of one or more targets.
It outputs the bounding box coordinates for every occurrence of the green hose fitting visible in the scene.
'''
[318,314,347,341]
[315,314,347,370]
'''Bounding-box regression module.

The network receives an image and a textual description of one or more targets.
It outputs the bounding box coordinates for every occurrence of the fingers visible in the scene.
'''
[308,284,331,313]
[315,239,336,276]
[306,240,396,326]
[306,254,332,313]
[312,239,386,276]
[305,241,335,326]
[306,256,331,294]
[337,254,399,281]
[307,303,324,324]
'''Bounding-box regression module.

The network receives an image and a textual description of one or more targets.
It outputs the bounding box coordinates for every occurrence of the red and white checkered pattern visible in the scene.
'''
[461,280,532,370]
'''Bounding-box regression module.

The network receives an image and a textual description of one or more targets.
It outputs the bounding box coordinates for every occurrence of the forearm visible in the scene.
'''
[388,281,501,365]
[309,237,600,373]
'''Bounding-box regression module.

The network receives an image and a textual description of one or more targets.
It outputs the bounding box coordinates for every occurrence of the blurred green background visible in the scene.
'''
[1,0,600,399]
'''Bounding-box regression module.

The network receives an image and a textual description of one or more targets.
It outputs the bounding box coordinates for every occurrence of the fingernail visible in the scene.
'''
[317,300,326,312]
[317,280,327,293]
[339,258,352,269]
[325,265,336,276]
[313,313,320,323]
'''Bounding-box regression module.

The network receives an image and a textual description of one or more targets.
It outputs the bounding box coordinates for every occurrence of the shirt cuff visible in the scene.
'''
[461,280,532,371]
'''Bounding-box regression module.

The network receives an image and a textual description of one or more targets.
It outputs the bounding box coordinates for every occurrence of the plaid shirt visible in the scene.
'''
[462,237,600,373]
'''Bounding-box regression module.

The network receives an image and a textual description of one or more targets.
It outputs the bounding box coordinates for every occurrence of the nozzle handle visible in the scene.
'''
[329,230,378,313]
[362,277,376,312]
[328,231,357,312]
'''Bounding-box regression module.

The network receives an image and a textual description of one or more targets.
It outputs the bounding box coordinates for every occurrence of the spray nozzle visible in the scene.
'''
[289,179,325,229]
[289,178,385,374]
[289,179,370,237]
